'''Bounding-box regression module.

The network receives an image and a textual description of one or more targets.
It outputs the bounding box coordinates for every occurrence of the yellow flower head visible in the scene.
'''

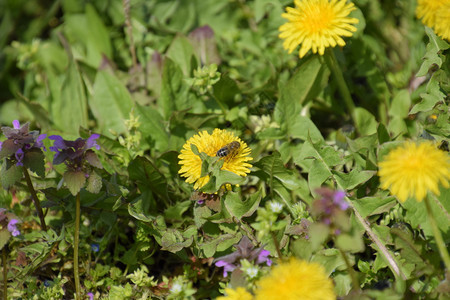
[178,129,252,190]
[216,287,253,300]
[434,3,450,40]
[254,258,336,300]
[378,141,450,203]
[279,0,359,58]
[416,0,446,28]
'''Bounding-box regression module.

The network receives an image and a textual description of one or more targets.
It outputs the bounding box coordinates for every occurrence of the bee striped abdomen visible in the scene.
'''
[216,141,240,158]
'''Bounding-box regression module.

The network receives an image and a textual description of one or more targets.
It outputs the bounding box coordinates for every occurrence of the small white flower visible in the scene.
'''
[170,282,183,294]
[268,201,283,213]
[246,266,259,278]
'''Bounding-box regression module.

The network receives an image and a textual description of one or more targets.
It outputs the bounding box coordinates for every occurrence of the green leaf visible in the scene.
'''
[134,104,168,152]
[352,196,397,218]
[63,170,86,196]
[51,61,88,135]
[166,34,195,76]
[0,229,11,250]
[288,115,324,143]
[128,156,169,202]
[410,71,447,114]
[389,89,411,119]
[90,70,134,137]
[86,171,102,194]
[160,229,193,253]
[335,233,365,253]
[416,27,450,77]
[224,190,261,219]
[334,169,376,190]
[253,151,302,190]
[1,160,23,189]
[354,107,377,136]
[128,192,156,222]
[164,201,191,221]
[23,149,45,178]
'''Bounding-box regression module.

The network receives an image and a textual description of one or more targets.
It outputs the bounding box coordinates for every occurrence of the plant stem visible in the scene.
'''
[74,192,81,300]
[424,195,450,270]
[270,232,283,259]
[338,247,360,291]
[22,167,47,231]
[2,246,7,300]
[323,49,356,124]
[123,0,137,69]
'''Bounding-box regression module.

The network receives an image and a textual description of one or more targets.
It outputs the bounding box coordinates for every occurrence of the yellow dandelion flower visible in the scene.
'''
[416,0,446,29]
[254,258,336,300]
[216,287,253,300]
[434,3,450,40]
[279,0,359,58]
[178,129,252,190]
[378,141,450,203]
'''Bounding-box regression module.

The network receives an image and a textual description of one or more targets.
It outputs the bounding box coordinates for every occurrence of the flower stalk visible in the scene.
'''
[2,246,7,300]
[74,192,81,300]
[424,195,450,270]
[323,49,356,123]
[338,247,360,291]
[22,167,47,231]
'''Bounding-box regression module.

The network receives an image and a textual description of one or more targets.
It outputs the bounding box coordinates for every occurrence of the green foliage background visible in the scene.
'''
[0,0,449,299]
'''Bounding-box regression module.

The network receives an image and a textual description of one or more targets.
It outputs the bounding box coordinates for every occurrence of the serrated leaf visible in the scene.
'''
[63,170,86,196]
[254,151,301,190]
[160,229,193,253]
[0,139,20,160]
[128,192,156,222]
[352,196,397,218]
[86,171,102,194]
[1,160,23,189]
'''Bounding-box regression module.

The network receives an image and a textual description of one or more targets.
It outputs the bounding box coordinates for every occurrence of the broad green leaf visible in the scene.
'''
[90,70,134,137]
[134,104,169,152]
[23,149,45,178]
[224,190,261,219]
[128,156,169,202]
[0,229,11,250]
[164,201,191,221]
[160,229,194,253]
[288,115,324,143]
[51,61,88,135]
[166,35,195,76]
[389,90,411,119]
[354,107,377,136]
[353,195,397,218]
[63,170,86,196]
[410,71,447,114]
[334,169,376,190]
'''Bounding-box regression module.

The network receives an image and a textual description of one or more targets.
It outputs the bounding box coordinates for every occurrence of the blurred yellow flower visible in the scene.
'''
[416,0,445,28]
[434,3,450,40]
[279,0,359,58]
[254,258,336,300]
[178,129,252,190]
[216,287,253,300]
[378,141,450,202]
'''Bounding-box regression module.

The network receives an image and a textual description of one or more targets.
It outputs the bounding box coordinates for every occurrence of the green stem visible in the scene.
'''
[338,247,360,291]
[323,49,356,124]
[23,167,47,231]
[270,232,283,259]
[424,196,450,270]
[74,192,81,300]
[2,246,7,300]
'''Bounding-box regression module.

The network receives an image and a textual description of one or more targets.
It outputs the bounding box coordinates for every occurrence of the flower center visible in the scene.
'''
[303,2,334,33]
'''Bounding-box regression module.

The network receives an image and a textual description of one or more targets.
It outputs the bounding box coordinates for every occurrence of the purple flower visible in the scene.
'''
[256,249,272,266]
[214,236,272,277]
[0,120,47,167]
[7,219,20,236]
[215,260,237,277]
[15,148,24,166]
[49,134,102,168]
[333,190,349,210]
[87,292,94,300]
